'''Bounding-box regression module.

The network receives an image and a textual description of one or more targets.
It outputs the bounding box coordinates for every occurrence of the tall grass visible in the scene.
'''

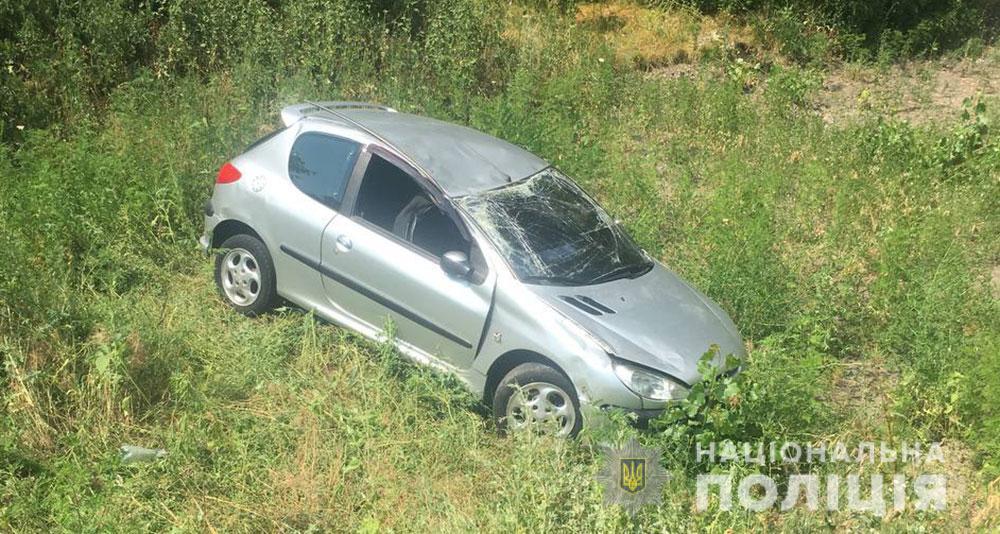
[1,1,998,530]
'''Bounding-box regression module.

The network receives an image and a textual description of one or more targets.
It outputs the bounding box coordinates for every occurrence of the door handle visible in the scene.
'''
[335,234,353,252]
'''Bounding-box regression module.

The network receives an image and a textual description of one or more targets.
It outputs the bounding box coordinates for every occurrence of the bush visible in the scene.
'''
[1,2,998,529]
[665,0,995,60]
[0,0,509,142]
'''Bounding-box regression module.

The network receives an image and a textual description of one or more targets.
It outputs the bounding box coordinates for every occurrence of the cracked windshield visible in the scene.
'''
[458,168,652,285]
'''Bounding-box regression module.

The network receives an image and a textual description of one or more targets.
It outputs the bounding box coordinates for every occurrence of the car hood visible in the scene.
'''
[526,263,745,386]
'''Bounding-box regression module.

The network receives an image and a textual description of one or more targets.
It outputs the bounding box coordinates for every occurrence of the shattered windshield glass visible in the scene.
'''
[457,168,652,286]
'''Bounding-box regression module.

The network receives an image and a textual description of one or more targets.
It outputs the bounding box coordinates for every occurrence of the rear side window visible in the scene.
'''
[288,132,360,210]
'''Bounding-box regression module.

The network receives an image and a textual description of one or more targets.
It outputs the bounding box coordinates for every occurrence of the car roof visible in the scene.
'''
[284,103,549,197]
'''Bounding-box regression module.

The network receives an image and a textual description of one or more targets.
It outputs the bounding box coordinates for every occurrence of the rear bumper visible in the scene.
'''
[198,233,211,254]
[199,206,221,255]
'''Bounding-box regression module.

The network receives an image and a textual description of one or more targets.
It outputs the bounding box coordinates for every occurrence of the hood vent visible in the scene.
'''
[560,295,617,316]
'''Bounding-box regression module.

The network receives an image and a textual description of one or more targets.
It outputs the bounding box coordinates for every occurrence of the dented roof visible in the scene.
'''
[281,102,549,197]
[342,110,549,197]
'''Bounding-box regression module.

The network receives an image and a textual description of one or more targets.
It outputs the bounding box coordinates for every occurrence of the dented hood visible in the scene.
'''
[527,263,745,385]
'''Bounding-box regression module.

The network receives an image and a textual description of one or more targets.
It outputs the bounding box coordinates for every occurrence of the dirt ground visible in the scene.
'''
[568,2,999,130]
[817,48,1000,126]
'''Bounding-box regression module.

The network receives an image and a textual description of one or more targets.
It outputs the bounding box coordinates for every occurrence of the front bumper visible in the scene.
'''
[606,406,665,427]
[582,403,666,432]
[593,363,745,429]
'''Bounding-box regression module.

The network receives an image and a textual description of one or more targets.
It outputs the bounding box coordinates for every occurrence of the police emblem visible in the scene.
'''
[620,458,645,493]
[596,438,670,513]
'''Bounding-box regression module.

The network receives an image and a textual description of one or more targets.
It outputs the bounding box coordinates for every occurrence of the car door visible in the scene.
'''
[267,126,363,307]
[320,149,496,369]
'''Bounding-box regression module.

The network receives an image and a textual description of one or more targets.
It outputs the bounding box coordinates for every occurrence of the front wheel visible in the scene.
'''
[214,234,277,316]
[493,363,582,438]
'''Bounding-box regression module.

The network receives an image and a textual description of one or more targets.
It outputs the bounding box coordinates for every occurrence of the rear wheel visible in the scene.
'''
[493,363,582,438]
[214,234,277,316]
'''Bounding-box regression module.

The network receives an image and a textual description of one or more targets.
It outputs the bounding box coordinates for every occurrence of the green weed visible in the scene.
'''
[1,1,998,531]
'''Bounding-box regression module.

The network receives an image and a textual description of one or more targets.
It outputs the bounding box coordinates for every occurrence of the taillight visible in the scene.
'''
[216,162,242,184]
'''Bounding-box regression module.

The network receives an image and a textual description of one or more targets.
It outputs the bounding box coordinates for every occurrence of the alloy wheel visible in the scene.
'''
[505,381,577,437]
[220,248,261,306]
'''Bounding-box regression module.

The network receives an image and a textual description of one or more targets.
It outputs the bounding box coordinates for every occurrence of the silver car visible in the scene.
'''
[201,102,746,437]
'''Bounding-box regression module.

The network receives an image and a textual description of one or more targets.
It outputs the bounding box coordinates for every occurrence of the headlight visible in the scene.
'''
[612,360,688,401]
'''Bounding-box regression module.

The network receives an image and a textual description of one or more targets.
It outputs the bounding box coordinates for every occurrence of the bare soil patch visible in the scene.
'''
[817,49,1000,126]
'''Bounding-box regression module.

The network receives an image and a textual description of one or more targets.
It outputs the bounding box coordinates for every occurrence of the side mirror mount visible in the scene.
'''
[441,250,472,279]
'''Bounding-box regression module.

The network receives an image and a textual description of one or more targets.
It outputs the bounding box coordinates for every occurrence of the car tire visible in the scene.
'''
[214,234,277,316]
[493,362,582,438]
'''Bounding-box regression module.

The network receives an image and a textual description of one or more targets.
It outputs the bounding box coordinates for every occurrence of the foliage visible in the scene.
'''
[931,97,991,168]
[1,1,998,531]
[649,317,833,469]
[664,0,995,61]
[0,0,508,143]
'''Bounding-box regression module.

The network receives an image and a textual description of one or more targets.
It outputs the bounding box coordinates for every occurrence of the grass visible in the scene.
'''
[572,2,763,69]
[2,1,999,531]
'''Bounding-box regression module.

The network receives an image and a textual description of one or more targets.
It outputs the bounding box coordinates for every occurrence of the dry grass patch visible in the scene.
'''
[575,2,763,68]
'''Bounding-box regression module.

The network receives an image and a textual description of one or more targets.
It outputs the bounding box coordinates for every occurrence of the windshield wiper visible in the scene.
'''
[586,261,653,285]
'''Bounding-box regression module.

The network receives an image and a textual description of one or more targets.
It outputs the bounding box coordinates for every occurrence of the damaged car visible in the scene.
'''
[201,102,746,436]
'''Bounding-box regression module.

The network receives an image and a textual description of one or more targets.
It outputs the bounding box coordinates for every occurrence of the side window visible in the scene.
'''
[354,154,468,257]
[288,132,360,209]
[411,205,468,257]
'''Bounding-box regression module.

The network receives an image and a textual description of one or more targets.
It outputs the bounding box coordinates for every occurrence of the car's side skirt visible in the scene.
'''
[274,281,486,395]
